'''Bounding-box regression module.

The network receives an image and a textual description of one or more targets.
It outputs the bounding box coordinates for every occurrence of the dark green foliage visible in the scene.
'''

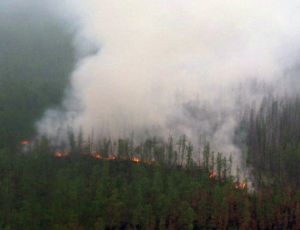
[0,145,299,229]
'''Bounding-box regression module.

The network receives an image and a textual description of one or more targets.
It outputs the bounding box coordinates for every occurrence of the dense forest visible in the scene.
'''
[1,98,300,229]
[1,2,300,230]
[0,136,299,229]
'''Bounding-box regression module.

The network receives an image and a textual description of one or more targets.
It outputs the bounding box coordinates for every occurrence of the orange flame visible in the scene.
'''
[235,182,247,190]
[55,151,63,158]
[21,140,30,145]
[95,153,102,160]
[131,156,141,163]
[209,171,217,179]
[107,155,117,161]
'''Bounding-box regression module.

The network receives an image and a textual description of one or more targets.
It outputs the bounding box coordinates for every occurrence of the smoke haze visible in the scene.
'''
[36,1,300,169]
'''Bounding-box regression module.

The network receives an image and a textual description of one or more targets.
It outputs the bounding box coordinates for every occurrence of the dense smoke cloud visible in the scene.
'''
[37,1,300,170]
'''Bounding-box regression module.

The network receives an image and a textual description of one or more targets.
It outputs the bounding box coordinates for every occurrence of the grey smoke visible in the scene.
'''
[37,1,300,172]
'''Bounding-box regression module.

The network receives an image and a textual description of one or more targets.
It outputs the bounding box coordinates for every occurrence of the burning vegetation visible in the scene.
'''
[131,156,141,164]
[94,153,102,160]
[24,135,249,190]
[49,141,248,189]
[20,140,30,145]
[9,134,299,229]
[54,151,64,158]
[209,171,217,179]
[54,150,69,158]
[1,147,298,229]
[235,181,247,190]
[106,155,117,161]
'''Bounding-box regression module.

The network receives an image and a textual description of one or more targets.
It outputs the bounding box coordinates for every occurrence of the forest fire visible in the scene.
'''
[94,153,102,160]
[235,182,247,190]
[54,151,66,158]
[106,155,117,161]
[131,156,141,164]
[209,171,217,179]
[21,140,30,145]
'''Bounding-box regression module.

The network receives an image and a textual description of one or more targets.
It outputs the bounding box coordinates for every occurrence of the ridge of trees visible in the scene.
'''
[0,137,299,229]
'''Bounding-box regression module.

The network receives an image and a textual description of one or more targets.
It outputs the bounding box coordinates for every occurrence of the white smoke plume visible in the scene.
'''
[38,0,300,170]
